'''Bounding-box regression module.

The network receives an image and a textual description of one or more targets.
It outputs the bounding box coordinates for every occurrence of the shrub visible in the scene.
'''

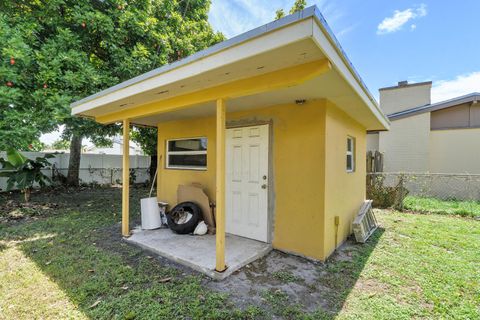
[0,148,53,202]
[367,174,408,210]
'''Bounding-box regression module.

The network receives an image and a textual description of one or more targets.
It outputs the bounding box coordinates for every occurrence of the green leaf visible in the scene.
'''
[0,171,14,178]
[15,171,29,189]
[0,158,15,170]
[6,148,27,167]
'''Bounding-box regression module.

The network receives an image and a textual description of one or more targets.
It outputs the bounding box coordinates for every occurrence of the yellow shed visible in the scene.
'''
[71,6,389,277]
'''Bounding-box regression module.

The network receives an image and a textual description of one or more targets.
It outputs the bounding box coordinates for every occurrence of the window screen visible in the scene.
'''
[166,138,207,169]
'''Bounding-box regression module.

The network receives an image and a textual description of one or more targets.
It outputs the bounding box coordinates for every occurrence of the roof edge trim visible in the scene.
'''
[388,92,480,121]
[379,81,432,92]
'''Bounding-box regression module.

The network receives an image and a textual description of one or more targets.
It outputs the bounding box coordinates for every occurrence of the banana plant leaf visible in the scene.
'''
[6,148,28,167]
[0,150,53,198]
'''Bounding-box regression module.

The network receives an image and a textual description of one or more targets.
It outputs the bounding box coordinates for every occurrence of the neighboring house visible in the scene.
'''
[368,81,480,174]
[71,6,389,274]
[43,137,144,155]
[84,136,145,155]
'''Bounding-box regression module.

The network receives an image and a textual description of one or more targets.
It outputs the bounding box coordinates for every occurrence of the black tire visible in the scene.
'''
[167,201,202,234]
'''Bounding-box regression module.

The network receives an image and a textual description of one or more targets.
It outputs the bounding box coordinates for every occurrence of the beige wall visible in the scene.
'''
[323,102,367,258]
[431,103,480,129]
[379,113,430,172]
[379,82,431,115]
[430,128,480,174]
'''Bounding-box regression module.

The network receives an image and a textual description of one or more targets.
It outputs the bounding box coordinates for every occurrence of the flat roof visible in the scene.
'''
[71,6,377,110]
[70,5,389,130]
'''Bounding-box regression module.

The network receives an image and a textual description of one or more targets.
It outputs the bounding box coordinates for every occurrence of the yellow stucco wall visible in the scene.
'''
[323,102,367,259]
[156,100,365,260]
[157,116,217,202]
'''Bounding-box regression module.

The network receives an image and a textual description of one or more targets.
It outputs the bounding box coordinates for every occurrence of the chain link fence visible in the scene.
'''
[0,151,152,191]
[52,167,151,186]
[367,172,480,204]
[0,167,151,192]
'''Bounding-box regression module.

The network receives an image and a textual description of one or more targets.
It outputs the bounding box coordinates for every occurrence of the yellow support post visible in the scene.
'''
[122,119,130,237]
[215,98,226,272]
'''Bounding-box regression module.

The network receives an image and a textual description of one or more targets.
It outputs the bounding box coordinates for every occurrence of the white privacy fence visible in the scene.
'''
[0,152,151,191]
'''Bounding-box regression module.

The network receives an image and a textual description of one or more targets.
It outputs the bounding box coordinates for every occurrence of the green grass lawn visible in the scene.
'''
[0,188,479,319]
[404,195,480,218]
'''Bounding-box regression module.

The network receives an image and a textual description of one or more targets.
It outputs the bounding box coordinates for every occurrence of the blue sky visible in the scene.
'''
[41,1,480,144]
[208,0,480,102]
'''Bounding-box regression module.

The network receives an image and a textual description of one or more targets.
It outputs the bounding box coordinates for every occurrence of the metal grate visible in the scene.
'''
[352,200,378,243]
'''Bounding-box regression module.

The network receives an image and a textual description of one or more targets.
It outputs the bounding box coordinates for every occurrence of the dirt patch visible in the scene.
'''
[0,185,147,224]
[0,199,61,223]
[92,216,369,317]
[205,242,367,316]
[353,277,391,296]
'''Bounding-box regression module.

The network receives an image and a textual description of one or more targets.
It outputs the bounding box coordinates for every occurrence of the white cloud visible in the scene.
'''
[416,4,427,17]
[209,0,335,39]
[336,23,357,39]
[377,4,427,34]
[431,71,480,103]
[208,0,280,38]
[410,24,417,31]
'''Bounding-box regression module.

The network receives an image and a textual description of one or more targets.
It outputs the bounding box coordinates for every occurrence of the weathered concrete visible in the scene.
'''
[125,227,272,280]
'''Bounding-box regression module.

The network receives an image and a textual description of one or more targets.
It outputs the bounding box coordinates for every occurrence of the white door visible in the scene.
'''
[226,124,269,242]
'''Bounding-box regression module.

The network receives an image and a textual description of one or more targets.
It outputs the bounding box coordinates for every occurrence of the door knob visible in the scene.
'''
[261,184,267,189]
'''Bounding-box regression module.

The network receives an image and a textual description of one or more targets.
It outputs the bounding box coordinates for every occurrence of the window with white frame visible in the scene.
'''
[166,137,207,170]
[346,136,355,172]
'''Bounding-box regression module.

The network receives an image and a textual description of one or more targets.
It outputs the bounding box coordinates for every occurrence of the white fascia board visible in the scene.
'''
[71,20,313,116]
[311,18,390,130]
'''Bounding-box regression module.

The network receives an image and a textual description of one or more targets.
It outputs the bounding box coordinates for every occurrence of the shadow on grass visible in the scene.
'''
[0,187,252,319]
[0,187,386,319]
[320,228,385,318]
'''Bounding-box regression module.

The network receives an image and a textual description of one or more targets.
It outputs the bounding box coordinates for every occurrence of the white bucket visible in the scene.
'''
[140,197,162,230]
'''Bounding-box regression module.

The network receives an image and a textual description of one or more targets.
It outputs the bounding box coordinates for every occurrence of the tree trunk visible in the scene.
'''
[66,134,82,186]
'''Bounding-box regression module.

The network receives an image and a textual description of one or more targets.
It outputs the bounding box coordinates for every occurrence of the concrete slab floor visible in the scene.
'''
[125,227,272,280]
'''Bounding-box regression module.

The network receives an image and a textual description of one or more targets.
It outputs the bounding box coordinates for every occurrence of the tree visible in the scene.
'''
[0,14,57,151]
[274,0,307,20]
[131,126,157,181]
[289,0,307,14]
[50,139,71,151]
[0,0,224,185]
[275,9,285,20]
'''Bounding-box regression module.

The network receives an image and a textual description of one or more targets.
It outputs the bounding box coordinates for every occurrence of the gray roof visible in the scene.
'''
[388,92,480,121]
[71,5,377,109]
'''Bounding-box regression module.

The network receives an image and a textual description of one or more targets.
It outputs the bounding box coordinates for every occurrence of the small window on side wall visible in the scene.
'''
[166,137,207,170]
[346,136,355,172]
